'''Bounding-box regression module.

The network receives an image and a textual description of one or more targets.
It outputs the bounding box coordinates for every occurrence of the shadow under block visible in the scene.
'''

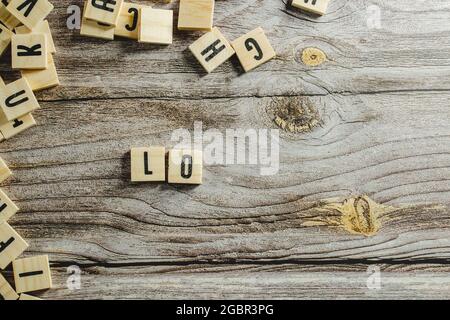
[0,188,19,224]
[13,255,52,293]
[178,0,214,31]
[0,222,29,269]
[84,0,124,26]
[114,2,146,40]
[0,113,36,139]
[0,1,21,29]
[0,23,13,56]
[19,293,41,300]
[130,147,166,182]
[22,54,59,91]
[15,20,56,53]
[0,273,19,300]
[0,157,12,183]
[11,33,48,70]
[189,27,235,73]
[139,8,173,45]
[6,0,54,29]
[168,149,203,184]
[231,27,276,72]
[291,0,330,15]
[80,2,115,40]
[0,78,40,121]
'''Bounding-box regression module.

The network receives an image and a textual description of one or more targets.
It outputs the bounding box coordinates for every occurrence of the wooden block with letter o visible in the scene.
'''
[15,20,56,54]
[0,222,29,269]
[139,8,173,45]
[0,113,36,139]
[84,0,124,26]
[6,0,54,29]
[0,272,19,300]
[168,149,203,185]
[13,255,52,293]
[231,27,276,72]
[0,23,13,57]
[0,1,21,29]
[11,33,48,70]
[291,0,330,16]
[131,147,166,182]
[21,54,59,91]
[0,157,12,183]
[178,0,214,31]
[0,78,40,121]
[0,188,19,224]
[114,2,146,40]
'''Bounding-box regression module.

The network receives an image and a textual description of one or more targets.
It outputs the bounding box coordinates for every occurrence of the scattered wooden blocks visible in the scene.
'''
[178,0,214,31]
[189,27,235,73]
[11,33,48,70]
[0,77,40,121]
[168,149,203,184]
[131,147,166,182]
[139,8,173,45]
[0,23,13,57]
[114,2,145,40]
[19,293,41,300]
[0,1,21,30]
[6,0,54,29]
[22,54,59,91]
[291,0,330,16]
[84,0,124,26]
[15,20,56,54]
[0,189,19,224]
[80,1,115,40]
[0,157,12,183]
[0,222,29,269]
[0,272,19,300]
[231,27,276,72]
[13,255,52,293]
[0,113,36,139]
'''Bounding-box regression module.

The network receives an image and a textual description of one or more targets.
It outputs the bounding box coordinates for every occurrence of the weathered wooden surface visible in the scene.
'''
[1,0,450,299]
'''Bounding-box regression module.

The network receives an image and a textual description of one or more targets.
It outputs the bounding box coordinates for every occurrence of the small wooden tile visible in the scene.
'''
[189,27,235,73]
[0,188,19,224]
[114,2,146,39]
[0,77,40,121]
[0,113,36,139]
[11,33,48,70]
[13,255,52,293]
[80,1,115,40]
[0,273,19,300]
[130,147,166,182]
[6,0,54,29]
[0,22,13,56]
[0,1,21,30]
[22,54,59,91]
[231,27,276,72]
[178,0,214,31]
[168,149,203,184]
[139,8,173,45]
[291,0,330,16]
[0,222,29,269]
[15,20,56,54]
[19,293,41,300]
[84,0,124,26]
[0,157,12,183]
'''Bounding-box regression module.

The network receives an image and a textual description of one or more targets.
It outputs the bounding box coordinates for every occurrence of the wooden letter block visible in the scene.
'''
[80,1,115,40]
[15,20,56,53]
[84,0,124,26]
[189,27,235,73]
[11,33,48,70]
[0,222,29,269]
[0,113,36,139]
[0,23,13,57]
[0,273,19,300]
[168,149,203,185]
[0,157,12,183]
[6,0,54,29]
[13,255,52,293]
[22,54,59,91]
[291,0,330,16]
[114,2,145,40]
[0,78,40,121]
[19,293,41,300]
[0,1,21,29]
[139,8,173,45]
[231,27,276,72]
[0,189,19,224]
[178,0,214,31]
[131,147,165,182]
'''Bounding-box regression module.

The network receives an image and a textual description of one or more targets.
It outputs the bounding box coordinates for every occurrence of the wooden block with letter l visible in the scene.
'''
[19,293,41,300]
[0,222,29,269]
[15,20,56,54]
[178,0,214,31]
[0,272,19,300]
[291,0,330,16]
[13,255,52,293]
[131,147,165,182]
[0,157,12,183]
[22,54,59,91]
[138,8,173,45]
[6,0,54,29]
[0,113,36,139]
[84,0,124,26]
[0,23,13,57]
[0,188,19,224]
[168,149,203,185]
[231,27,276,72]
[0,1,21,29]
[11,33,48,70]
[80,1,115,40]
[114,2,146,40]
[189,27,235,73]
[0,78,40,121]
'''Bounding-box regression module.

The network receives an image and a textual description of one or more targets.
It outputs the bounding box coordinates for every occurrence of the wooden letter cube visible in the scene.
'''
[114,2,146,40]
[0,78,40,121]
[15,20,56,53]
[231,27,276,72]
[178,0,214,31]
[131,147,166,182]
[0,222,29,269]
[0,1,21,29]
[0,113,36,139]
[168,149,203,184]
[139,8,173,45]
[13,255,52,293]
[189,27,235,73]
[0,157,12,183]
[21,54,59,91]
[6,0,54,29]
[84,0,124,26]
[291,0,330,16]
[0,23,13,57]
[0,273,19,300]
[19,293,41,300]
[80,1,115,40]
[11,33,48,70]
[0,189,19,224]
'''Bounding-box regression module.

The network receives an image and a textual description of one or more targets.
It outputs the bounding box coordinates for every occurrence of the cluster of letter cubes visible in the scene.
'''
[0,0,59,142]
[131,147,203,185]
[0,158,51,300]
[80,0,277,73]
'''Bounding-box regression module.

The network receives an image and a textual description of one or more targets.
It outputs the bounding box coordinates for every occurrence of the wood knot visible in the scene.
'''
[301,47,327,67]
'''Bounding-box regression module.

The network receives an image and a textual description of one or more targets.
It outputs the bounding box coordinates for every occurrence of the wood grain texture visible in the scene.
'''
[0,0,450,299]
